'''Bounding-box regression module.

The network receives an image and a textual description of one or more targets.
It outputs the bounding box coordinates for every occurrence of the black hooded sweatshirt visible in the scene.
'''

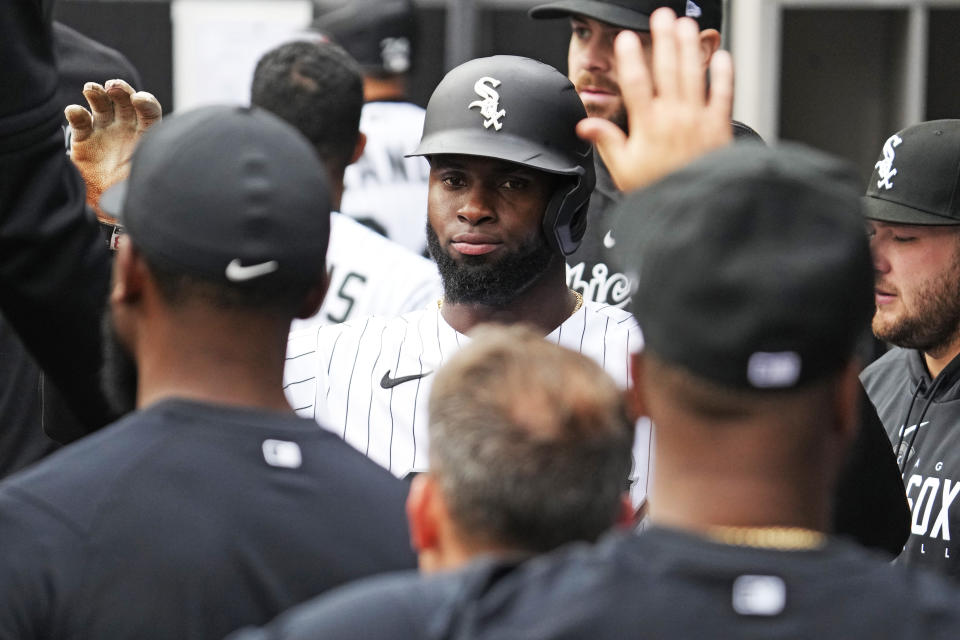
[862,347,960,580]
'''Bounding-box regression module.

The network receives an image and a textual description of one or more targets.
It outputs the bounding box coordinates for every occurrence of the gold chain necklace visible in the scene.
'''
[705,526,826,551]
[437,289,584,315]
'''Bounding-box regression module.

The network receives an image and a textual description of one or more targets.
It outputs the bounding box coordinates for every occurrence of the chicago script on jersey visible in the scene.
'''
[567,262,631,307]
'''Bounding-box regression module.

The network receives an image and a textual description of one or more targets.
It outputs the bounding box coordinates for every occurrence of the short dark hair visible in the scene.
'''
[251,40,363,170]
[428,324,634,553]
[643,350,845,425]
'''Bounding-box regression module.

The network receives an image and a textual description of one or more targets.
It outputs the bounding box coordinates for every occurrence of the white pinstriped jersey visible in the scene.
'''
[291,213,441,331]
[285,301,652,506]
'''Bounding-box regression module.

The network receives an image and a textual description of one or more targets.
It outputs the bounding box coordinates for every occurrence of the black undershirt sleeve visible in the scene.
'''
[0,0,116,440]
[831,384,910,556]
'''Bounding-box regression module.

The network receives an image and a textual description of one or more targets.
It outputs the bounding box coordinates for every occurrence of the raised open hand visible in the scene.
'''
[66,79,162,223]
[576,8,733,193]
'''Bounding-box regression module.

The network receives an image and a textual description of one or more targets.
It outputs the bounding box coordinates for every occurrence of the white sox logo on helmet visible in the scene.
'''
[468,77,506,131]
[875,133,903,190]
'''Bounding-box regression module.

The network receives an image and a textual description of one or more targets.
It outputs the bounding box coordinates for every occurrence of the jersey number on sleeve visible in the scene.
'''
[324,267,368,324]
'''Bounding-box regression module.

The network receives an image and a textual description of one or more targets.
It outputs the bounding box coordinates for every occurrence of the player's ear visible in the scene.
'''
[625,351,647,421]
[698,29,721,71]
[350,132,367,165]
[295,266,329,319]
[406,474,442,566]
[111,235,146,305]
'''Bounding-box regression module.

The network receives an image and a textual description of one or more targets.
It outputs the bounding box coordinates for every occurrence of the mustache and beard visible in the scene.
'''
[100,311,138,417]
[570,70,627,132]
[427,223,557,307]
[873,251,960,355]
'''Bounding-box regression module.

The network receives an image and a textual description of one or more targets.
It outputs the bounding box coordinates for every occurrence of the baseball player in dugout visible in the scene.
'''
[861,120,960,580]
[531,0,907,556]
[251,39,441,326]
[284,51,649,508]
[312,0,432,255]
[239,11,960,639]
[231,324,636,638]
[288,1,905,553]
[529,0,726,309]
[0,3,415,637]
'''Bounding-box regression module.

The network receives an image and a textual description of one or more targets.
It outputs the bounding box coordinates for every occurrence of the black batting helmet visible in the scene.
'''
[409,56,595,256]
[311,0,416,76]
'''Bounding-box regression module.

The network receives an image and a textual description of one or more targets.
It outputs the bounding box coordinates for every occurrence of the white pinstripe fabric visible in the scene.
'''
[284,301,652,506]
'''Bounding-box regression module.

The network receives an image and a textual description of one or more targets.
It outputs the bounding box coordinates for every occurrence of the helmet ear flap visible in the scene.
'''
[543,173,593,257]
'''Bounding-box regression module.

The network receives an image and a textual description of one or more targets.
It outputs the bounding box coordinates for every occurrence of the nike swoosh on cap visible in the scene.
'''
[380,370,433,389]
[225,259,279,282]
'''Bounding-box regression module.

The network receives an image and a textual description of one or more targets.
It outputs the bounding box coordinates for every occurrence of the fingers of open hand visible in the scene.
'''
[675,18,704,103]
[83,82,115,128]
[577,117,636,192]
[613,31,653,128]
[131,92,163,132]
[577,116,626,156]
[64,105,94,143]
[649,8,679,100]
[105,79,137,124]
[707,50,735,145]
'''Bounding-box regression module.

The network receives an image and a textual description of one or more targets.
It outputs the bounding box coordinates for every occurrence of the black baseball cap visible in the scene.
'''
[312,0,416,75]
[862,120,960,226]
[615,144,873,390]
[529,0,722,32]
[100,105,331,288]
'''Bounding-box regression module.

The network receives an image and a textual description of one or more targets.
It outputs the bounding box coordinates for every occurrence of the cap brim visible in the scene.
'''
[99,180,129,223]
[861,194,960,226]
[529,0,653,30]
[408,129,587,176]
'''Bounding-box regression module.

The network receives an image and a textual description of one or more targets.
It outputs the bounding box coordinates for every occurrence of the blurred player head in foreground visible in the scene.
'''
[617,142,873,532]
[408,324,634,571]
[98,106,331,413]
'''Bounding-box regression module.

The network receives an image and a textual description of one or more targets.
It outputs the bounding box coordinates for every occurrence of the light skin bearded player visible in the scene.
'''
[861,119,960,579]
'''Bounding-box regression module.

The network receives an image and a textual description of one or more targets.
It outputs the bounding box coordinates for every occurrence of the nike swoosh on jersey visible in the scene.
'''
[900,420,931,438]
[380,370,432,389]
[225,258,279,282]
[603,230,616,248]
